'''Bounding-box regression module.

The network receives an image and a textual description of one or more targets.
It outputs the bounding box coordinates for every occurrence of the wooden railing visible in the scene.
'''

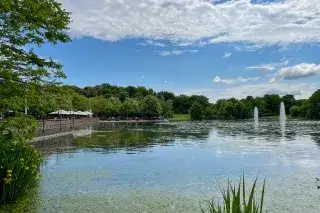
[36,118,98,137]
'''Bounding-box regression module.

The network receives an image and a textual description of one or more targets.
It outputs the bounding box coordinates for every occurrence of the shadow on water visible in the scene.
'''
[32,122,212,156]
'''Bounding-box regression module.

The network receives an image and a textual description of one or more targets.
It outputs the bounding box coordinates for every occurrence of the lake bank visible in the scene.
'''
[98,119,169,123]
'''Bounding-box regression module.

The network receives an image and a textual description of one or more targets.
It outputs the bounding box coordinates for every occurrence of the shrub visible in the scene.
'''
[190,102,204,120]
[201,175,266,213]
[0,115,42,204]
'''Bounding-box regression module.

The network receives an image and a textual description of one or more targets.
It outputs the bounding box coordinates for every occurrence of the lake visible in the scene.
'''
[33,119,320,213]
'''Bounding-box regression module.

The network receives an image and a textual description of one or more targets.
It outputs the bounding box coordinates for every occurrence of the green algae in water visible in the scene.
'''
[41,192,204,213]
[33,120,320,213]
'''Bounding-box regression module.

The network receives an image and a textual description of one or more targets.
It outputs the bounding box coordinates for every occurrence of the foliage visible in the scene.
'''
[173,95,191,114]
[205,107,219,120]
[0,0,71,113]
[282,94,295,115]
[119,91,129,103]
[308,89,320,119]
[72,93,90,111]
[120,98,139,118]
[0,115,38,142]
[0,0,69,206]
[219,101,235,119]
[0,117,42,204]
[157,91,175,102]
[201,175,266,213]
[190,102,204,120]
[90,96,108,116]
[263,94,282,116]
[140,95,162,118]
[161,99,174,118]
[0,185,40,213]
[109,97,121,116]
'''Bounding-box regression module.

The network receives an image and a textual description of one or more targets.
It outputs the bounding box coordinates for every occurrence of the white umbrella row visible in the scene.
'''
[49,110,93,116]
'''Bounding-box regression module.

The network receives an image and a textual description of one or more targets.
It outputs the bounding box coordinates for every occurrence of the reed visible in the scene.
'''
[201,174,266,213]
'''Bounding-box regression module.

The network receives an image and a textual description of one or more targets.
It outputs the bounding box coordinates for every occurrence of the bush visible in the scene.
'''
[0,116,42,204]
[190,102,204,120]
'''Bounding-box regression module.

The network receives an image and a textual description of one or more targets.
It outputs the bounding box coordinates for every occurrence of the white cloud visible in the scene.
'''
[174,42,194,47]
[246,64,276,71]
[233,44,265,52]
[223,52,232,58]
[246,58,290,71]
[276,63,320,80]
[61,0,320,45]
[219,83,318,100]
[158,49,198,56]
[138,40,166,47]
[213,76,260,84]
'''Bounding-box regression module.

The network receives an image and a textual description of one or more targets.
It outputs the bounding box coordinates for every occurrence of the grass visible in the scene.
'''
[169,114,190,121]
[201,174,266,213]
[0,185,40,213]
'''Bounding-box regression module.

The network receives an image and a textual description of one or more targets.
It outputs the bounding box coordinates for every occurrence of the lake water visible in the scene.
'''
[33,119,320,213]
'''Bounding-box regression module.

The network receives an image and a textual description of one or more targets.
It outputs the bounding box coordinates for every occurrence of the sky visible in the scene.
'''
[37,0,320,102]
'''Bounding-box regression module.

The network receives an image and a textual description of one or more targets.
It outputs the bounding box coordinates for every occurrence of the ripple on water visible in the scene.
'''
[34,119,320,213]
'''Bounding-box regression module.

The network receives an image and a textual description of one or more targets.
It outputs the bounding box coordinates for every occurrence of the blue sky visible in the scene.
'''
[37,0,320,102]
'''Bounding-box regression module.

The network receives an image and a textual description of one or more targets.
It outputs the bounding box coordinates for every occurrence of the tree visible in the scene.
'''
[91,96,107,116]
[234,101,246,119]
[126,86,136,97]
[263,94,282,116]
[157,91,175,101]
[220,101,235,119]
[174,95,191,114]
[190,102,204,120]
[0,0,71,113]
[162,99,174,118]
[140,95,162,118]
[120,98,138,118]
[119,91,129,103]
[26,84,60,117]
[205,106,219,120]
[109,97,121,116]
[246,96,254,101]
[189,95,210,108]
[308,90,320,119]
[72,93,90,111]
[282,94,296,115]
[0,0,71,204]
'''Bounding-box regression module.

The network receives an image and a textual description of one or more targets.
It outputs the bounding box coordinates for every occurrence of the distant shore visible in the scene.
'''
[99,119,169,123]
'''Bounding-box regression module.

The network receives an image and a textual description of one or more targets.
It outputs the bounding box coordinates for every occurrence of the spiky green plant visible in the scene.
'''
[201,174,266,213]
[0,116,42,204]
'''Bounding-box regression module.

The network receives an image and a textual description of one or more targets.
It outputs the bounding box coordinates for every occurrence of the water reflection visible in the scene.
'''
[32,119,320,156]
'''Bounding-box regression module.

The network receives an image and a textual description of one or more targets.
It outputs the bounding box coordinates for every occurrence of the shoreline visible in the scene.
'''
[98,119,169,123]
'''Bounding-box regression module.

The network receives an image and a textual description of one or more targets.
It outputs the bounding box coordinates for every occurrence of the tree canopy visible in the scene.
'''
[0,0,71,113]
[190,102,204,120]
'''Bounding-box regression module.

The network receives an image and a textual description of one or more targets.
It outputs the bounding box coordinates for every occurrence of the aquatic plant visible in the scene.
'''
[0,116,43,204]
[201,175,266,213]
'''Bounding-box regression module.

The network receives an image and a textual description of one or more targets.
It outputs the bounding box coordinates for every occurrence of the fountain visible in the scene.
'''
[254,107,258,130]
[280,102,286,136]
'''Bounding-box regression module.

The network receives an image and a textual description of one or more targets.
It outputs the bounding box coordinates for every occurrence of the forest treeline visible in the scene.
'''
[2,81,319,120]
[9,83,317,120]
